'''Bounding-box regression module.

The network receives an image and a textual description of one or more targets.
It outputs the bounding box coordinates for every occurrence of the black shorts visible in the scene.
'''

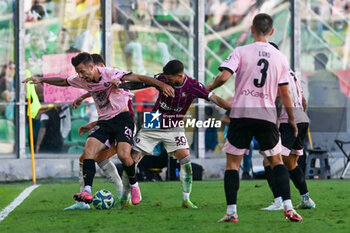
[279,122,309,151]
[227,118,279,151]
[88,111,134,146]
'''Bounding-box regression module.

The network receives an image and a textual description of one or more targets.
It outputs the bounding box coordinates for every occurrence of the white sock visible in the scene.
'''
[301,192,310,202]
[183,192,190,201]
[98,159,123,199]
[283,199,293,210]
[84,185,92,194]
[275,196,283,203]
[79,163,84,192]
[121,170,130,199]
[226,204,237,215]
[130,182,139,187]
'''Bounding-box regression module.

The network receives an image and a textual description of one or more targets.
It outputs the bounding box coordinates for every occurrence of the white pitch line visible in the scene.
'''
[0,185,40,223]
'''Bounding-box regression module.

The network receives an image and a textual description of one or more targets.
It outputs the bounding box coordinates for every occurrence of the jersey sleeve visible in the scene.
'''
[40,113,49,127]
[152,74,165,90]
[111,68,132,81]
[278,57,290,86]
[191,80,212,100]
[66,74,86,89]
[219,48,241,74]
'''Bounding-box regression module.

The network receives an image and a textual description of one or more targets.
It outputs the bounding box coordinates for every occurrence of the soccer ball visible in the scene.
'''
[92,190,115,210]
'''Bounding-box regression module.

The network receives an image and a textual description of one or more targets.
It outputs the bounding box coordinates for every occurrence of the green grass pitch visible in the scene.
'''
[0,179,349,233]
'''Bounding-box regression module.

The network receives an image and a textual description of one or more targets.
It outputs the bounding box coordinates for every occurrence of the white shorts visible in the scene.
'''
[133,127,189,155]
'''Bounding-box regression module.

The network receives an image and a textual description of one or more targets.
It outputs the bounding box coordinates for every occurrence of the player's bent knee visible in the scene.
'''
[283,157,297,171]
[180,155,191,165]
[82,150,96,160]
[267,155,283,168]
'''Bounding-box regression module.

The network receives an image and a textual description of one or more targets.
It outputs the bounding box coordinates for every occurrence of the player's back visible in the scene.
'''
[279,70,309,124]
[221,42,290,123]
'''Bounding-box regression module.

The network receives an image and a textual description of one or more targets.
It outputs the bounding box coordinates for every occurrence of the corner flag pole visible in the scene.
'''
[307,127,313,150]
[25,68,38,185]
[27,93,37,185]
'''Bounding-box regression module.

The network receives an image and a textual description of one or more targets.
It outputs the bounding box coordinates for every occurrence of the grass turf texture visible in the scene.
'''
[0,183,28,210]
[0,179,349,233]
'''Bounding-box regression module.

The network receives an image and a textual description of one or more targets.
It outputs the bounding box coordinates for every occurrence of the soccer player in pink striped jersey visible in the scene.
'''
[262,43,315,211]
[207,13,303,223]
[23,52,174,206]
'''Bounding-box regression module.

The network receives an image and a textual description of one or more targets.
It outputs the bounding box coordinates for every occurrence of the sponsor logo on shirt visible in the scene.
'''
[159,102,183,112]
[92,90,110,109]
[240,89,269,99]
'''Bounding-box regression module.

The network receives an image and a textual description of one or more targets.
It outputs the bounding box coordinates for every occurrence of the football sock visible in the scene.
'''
[272,164,291,201]
[121,170,130,199]
[123,162,137,185]
[301,192,310,202]
[283,199,293,211]
[79,163,84,192]
[275,196,283,203]
[83,159,96,191]
[289,166,308,196]
[264,165,280,198]
[180,162,193,196]
[182,192,190,201]
[98,159,123,198]
[84,185,92,194]
[226,204,237,215]
[224,170,239,205]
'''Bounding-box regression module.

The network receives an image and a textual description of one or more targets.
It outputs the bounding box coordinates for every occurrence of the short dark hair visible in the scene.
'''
[253,13,273,36]
[163,60,184,75]
[71,52,94,67]
[91,54,105,65]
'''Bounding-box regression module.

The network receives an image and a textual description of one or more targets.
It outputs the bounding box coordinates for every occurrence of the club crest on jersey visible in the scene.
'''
[143,110,161,129]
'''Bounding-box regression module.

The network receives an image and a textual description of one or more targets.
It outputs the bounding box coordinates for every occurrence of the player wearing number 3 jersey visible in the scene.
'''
[122,59,231,208]
[207,13,303,223]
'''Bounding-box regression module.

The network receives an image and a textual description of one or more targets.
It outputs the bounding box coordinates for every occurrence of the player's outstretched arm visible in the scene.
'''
[72,93,91,109]
[220,114,230,125]
[302,95,307,111]
[206,70,232,92]
[279,84,298,137]
[209,93,231,111]
[119,82,151,90]
[22,76,69,86]
[122,73,175,97]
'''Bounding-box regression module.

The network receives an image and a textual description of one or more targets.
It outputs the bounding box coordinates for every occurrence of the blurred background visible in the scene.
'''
[1,0,350,179]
